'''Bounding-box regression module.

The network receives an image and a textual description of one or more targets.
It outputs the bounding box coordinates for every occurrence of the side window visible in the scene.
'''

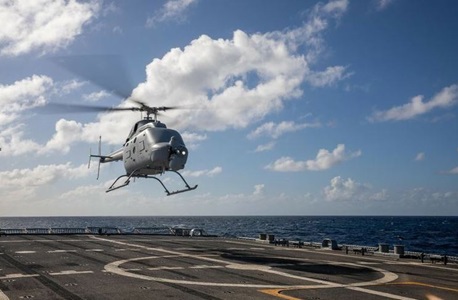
[140,140,145,151]
[125,150,131,159]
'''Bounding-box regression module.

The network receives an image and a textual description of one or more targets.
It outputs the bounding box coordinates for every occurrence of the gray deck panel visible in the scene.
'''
[1,235,456,299]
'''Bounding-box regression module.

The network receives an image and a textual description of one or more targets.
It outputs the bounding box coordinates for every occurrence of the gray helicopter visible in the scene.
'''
[89,103,197,195]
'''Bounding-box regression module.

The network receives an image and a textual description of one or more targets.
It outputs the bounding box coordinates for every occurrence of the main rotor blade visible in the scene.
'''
[41,103,140,114]
[39,102,185,115]
[51,55,135,100]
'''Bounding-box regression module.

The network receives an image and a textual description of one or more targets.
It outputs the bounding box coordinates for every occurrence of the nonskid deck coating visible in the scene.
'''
[0,235,457,299]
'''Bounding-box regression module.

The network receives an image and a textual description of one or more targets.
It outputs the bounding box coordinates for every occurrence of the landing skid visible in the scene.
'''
[106,170,198,196]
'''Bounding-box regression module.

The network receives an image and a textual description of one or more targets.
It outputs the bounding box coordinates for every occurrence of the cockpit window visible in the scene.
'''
[127,119,155,140]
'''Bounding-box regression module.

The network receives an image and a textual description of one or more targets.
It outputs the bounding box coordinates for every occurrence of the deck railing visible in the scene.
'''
[0,226,208,236]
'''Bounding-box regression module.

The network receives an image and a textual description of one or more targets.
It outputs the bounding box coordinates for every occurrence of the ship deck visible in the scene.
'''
[1,234,457,299]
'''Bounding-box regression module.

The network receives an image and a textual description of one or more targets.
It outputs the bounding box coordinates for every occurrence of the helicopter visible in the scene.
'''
[91,103,197,195]
[45,55,198,196]
[48,101,198,195]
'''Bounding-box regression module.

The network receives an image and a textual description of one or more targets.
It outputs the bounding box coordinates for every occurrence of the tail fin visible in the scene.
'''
[88,136,103,180]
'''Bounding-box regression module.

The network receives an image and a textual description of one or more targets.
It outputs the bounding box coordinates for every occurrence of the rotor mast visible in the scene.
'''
[133,102,174,123]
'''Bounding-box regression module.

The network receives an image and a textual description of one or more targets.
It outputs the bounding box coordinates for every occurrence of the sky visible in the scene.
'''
[0,0,457,216]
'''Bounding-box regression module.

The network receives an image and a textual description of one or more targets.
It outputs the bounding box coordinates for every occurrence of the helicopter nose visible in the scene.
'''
[169,146,188,171]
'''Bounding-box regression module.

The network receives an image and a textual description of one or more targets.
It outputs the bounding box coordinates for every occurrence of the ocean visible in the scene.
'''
[0,216,457,256]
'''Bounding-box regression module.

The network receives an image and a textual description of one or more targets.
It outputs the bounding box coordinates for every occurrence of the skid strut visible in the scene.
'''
[106,169,197,195]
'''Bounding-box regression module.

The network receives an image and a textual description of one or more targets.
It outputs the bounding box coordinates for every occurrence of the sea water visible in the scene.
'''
[0,216,456,256]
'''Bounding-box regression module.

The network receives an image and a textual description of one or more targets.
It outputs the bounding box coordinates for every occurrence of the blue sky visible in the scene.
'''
[1,0,457,216]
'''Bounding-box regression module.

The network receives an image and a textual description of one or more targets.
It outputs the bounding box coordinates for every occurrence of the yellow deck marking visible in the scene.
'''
[259,289,301,300]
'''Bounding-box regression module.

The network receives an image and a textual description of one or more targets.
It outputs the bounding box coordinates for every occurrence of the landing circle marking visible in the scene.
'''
[104,256,398,289]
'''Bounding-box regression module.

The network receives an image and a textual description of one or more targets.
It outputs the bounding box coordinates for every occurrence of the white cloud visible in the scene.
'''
[113,26,122,34]
[266,144,361,172]
[415,152,425,161]
[146,0,197,27]
[40,1,349,151]
[253,184,265,196]
[375,0,395,11]
[57,79,86,95]
[265,156,309,172]
[306,144,362,171]
[181,131,207,149]
[444,166,458,174]
[3,108,136,157]
[283,0,348,63]
[0,118,101,157]
[248,120,321,139]
[397,188,458,214]
[44,119,87,153]
[37,27,308,150]
[0,0,100,56]
[0,162,98,215]
[305,65,351,87]
[46,111,135,149]
[1,3,349,156]
[0,75,52,126]
[0,74,114,157]
[131,30,307,132]
[0,124,42,156]
[58,180,120,200]
[181,166,222,177]
[323,176,369,201]
[368,84,458,122]
[83,90,111,102]
[58,184,102,200]
[0,163,92,188]
[323,176,388,202]
[254,141,276,153]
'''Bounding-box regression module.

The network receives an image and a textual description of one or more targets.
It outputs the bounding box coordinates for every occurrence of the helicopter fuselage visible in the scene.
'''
[121,119,188,176]
[89,112,196,194]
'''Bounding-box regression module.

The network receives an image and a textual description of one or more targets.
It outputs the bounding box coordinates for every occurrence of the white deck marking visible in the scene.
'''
[358,261,380,265]
[175,248,199,251]
[0,289,9,300]
[0,239,82,243]
[47,250,77,253]
[148,266,184,271]
[0,274,39,280]
[85,249,104,252]
[15,251,36,254]
[94,236,400,291]
[384,261,458,272]
[346,286,417,300]
[190,265,224,269]
[49,270,94,276]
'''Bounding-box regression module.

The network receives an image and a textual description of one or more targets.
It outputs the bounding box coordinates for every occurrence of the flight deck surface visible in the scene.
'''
[0,235,456,299]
